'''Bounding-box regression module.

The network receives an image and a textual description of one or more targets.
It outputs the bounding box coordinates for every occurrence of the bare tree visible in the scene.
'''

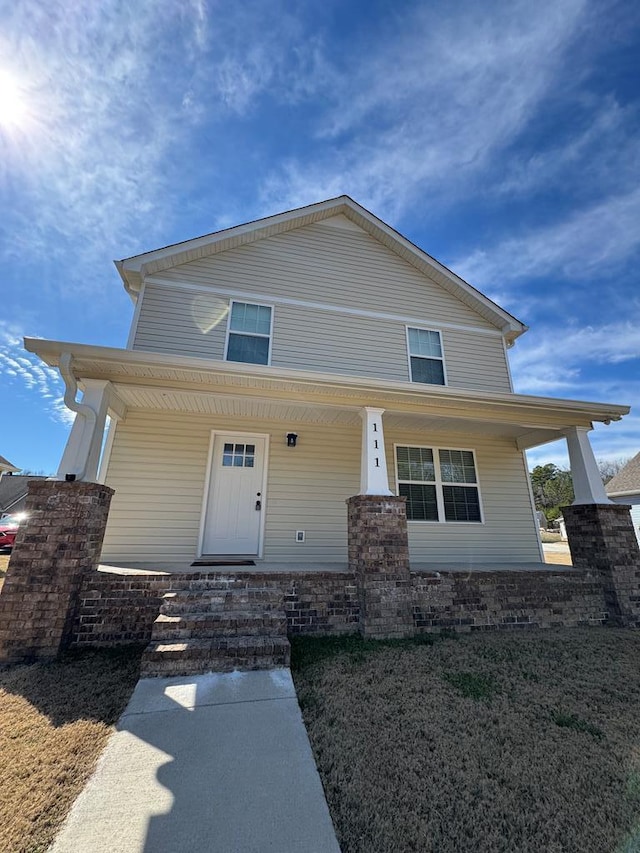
[597,458,631,485]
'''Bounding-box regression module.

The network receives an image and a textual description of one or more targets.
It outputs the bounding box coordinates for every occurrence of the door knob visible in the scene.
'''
[255,500,262,511]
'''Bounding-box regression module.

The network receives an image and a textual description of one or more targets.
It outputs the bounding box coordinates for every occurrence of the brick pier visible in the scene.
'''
[563,503,640,627]
[347,494,414,638]
[0,480,114,663]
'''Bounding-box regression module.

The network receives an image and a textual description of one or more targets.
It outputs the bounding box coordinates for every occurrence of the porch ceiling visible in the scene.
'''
[25,338,630,450]
[110,383,546,441]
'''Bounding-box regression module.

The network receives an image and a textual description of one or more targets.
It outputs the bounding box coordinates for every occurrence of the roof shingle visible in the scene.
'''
[605,452,640,496]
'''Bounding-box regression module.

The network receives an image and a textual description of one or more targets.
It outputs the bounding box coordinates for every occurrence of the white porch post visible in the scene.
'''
[564,426,611,505]
[57,380,112,482]
[359,407,393,496]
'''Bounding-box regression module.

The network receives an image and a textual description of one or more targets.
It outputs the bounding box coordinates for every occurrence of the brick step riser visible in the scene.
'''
[151,618,287,641]
[160,602,284,617]
[141,652,290,677]
[164,585,282,597]
[176,580,284,592]
[162,589,282,610]
[141,637,291,675]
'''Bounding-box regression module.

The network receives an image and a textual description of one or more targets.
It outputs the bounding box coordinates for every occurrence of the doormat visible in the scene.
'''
[191,560,256,567]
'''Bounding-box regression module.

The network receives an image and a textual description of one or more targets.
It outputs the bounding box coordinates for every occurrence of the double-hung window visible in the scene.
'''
[407,327,445,385]
[396,446,482,522]
[225,301,272,366]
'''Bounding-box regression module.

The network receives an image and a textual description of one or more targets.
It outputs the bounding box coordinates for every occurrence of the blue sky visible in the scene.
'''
[1,0,639,475]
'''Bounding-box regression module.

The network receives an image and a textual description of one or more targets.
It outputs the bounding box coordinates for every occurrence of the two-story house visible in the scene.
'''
[26,196,628,571]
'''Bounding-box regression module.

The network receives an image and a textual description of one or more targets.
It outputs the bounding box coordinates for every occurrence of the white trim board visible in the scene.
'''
[144,276,505,338]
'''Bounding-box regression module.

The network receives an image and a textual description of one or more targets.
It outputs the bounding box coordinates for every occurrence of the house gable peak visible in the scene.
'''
[115,195,527,343]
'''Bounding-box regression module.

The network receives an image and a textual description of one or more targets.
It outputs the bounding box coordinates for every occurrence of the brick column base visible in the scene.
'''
[347,495,414,639]
[0,480,114,663]
[563,503,640,627]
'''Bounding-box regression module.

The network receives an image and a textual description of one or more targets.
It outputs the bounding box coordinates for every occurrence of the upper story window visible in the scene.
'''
[225,301,273,365]
[407,327,445,385]
[396,445,482,523]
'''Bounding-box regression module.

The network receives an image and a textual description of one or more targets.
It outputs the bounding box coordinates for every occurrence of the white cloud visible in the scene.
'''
[260,0,592,216]
[0,323,73,426]
[509,316,640,398]
[455,187,640,292]
[494,98,640,200]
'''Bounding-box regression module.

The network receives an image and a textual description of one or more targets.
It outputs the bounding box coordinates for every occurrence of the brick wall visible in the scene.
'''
[70,566,609,647]
[71,571,360,646]
[74,574,170,646]
[412,569,607,632]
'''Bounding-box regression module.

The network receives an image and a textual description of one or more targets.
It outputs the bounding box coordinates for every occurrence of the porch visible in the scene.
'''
[23,338,630,569]
[97,559,569,575]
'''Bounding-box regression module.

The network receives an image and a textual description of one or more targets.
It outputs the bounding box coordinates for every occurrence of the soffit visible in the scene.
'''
[25,340,629,435]
[112,383,563,444]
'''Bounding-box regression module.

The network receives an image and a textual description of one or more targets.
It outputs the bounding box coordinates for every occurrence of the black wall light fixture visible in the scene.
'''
[286,432,298,447]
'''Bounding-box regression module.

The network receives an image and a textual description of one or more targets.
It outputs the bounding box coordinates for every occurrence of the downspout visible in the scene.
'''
[59,352,96,482]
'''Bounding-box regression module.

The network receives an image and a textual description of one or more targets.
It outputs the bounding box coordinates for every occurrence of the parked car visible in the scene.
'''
[0,513,26,550]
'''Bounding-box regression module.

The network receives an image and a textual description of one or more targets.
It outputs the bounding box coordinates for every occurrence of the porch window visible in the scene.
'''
[406,327,445,385]
[396,446,482,522]
[226,301,272,365]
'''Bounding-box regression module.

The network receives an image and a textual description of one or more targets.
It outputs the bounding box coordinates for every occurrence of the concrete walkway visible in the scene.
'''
[50,670,341,853]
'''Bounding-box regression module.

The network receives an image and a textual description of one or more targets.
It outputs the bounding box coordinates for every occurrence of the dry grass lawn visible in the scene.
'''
[0,646,143,853]
[0,552,9,591]
[292,629,640,853]
[544,551,573,566]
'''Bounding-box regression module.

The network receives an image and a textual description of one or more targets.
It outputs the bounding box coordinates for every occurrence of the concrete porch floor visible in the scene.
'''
[98,554,574,576]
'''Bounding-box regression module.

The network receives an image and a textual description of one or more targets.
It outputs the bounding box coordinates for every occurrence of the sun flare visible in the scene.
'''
[0,69,29,131]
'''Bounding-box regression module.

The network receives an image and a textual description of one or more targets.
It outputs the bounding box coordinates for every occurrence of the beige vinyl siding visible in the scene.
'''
[156,221,497,328]
[102,410,540,565]
[102,410,359,563]
[385,428,541,563]
[133,285,228,359]
[271,304,408,379]
[440,329,511,392]
[134,283,512,391]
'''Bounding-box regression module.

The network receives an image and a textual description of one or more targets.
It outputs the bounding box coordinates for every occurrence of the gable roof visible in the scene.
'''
[605,452,640,496]
[0,455,20,474]
[115,196,528,345]
[0,475,47,514]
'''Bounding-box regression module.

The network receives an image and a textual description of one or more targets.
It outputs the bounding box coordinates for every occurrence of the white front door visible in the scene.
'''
[202,434,267,556]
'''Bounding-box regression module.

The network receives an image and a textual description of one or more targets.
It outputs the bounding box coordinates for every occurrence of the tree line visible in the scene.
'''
[530,458,629,524]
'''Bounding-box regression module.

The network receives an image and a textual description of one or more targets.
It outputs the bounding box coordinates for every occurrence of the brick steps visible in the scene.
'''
[160,589,283,614]
[152,610,287,640]
[141,636,291,677]
[142,580,290,677]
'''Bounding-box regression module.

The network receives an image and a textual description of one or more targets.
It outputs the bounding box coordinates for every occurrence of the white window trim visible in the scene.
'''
[224,299,274,366]
[405,326,448,386]
[393,443,484,524]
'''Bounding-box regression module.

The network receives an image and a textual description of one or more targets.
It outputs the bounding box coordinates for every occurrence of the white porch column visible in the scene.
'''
[57,379,112,482]
[359,407,393,496]
[564,426,611,505]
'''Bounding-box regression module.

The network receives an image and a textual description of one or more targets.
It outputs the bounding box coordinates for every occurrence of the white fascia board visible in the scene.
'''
[24,337,631,426]
[606,489,640,498]
[115,197,353,291]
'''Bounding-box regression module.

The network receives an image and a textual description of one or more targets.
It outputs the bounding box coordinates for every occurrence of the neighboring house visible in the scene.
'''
[25,197,629,568]
[0,474,48,518]
[0,456,20,477]
[606,452,640,545]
